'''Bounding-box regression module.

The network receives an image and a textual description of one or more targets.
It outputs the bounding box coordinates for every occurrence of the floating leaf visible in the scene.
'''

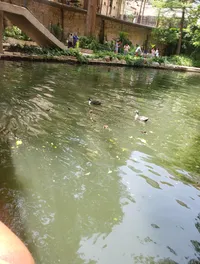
[137,138,147,144]
[113,218,118,221]
[16,140,22,146]
[129,136,133,139]
[109,139,116,144]
[108,170,112,174]
[51,143,54,146]
[85,172,91,176]
[122,148,128,152]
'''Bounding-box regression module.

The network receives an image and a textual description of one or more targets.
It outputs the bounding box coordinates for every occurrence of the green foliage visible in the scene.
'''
[6,43,200,68]
[51,23,63,40]
[4,26,30,41]
[92,51,124,60]
[125,56,144,66]
[8,44,88,64]
[152,56,166,64]
[152,0,194,10]
[152,0,199,55]
[79,33,133,54]
[186,4,200,47]
[119,31,132,46]
[167,55,194,66]
[79,36,114,52]
[152,27,179,45]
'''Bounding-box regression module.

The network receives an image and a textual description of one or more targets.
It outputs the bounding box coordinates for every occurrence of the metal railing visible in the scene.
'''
[123,15,157,27]
[0,0,157,27]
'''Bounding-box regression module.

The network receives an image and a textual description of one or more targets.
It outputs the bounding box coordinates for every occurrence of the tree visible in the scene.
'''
[186,3,200,47]
[137,0,148,23]
[152,0,198,55]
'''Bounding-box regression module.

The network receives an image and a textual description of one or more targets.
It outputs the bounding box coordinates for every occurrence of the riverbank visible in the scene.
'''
[1,51,200,73]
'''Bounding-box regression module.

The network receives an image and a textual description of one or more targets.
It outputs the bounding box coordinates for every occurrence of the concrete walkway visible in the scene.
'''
[0,2,66,50]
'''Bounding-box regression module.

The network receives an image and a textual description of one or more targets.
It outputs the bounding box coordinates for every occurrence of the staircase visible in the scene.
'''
[0,2,66,50]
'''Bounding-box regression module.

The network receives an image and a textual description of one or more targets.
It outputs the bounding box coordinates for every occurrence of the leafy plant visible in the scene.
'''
[51,23,63,40]
[119,31,132,46]
[167,55,193,66]
[152,56,166,64]
[7,44,88,63]
[79,36,114,52]
[125,55,144,66]
[4,26,31,41]
[152,27,179,45]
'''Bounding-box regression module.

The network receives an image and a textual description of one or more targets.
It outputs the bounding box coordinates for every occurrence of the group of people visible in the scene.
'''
[115,40,159,57]
[67,33,79,48]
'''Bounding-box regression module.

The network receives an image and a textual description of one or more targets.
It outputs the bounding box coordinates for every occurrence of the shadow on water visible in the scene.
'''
[0,129,37,258]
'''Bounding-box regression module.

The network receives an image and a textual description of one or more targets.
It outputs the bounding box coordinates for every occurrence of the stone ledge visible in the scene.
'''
[0,52,200,73]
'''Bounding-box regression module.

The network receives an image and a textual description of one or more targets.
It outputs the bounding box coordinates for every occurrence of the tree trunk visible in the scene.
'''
[117,0,123,19]
[137,0,144,23]
[141,0,147,24]
[0,11,3,54]
[176,6,185,55]
[86,0,98,37]
[156,8,161,27]
[84,0,89,9]
[99,19,105,43]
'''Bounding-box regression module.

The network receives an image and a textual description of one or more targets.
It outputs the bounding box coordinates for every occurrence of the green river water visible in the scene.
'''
[0,61,200,264]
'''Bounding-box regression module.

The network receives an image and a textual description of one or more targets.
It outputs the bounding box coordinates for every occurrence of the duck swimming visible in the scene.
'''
[135,110,149,122]
[88,98,101,105]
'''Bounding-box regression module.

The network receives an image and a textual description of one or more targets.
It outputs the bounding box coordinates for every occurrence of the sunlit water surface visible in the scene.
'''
[0,61,200,264]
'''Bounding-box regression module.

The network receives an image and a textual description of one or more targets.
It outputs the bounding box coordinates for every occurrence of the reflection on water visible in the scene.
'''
[0,61,200,264]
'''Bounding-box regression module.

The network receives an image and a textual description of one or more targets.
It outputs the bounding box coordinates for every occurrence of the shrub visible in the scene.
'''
[79,36,114,52]
[125,56,144,66]
[7,44,88,63]
[51,23,63,40]
[167,55,193,66]
[4,26,31,41]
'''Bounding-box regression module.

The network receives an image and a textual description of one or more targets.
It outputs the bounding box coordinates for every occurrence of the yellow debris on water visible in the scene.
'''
[122,148,128,152]
[137,138,147,144]
[16,140,22,146]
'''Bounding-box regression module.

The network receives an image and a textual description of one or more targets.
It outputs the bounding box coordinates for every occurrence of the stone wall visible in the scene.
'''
[2,0,152,46]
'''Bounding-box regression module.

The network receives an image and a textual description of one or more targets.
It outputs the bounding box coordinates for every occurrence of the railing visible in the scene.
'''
[121,14,157,27]
[0,0,157,27]
[50,0,82,8]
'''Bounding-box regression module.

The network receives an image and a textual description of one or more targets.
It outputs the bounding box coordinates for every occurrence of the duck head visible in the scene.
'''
[88,98,92,105]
